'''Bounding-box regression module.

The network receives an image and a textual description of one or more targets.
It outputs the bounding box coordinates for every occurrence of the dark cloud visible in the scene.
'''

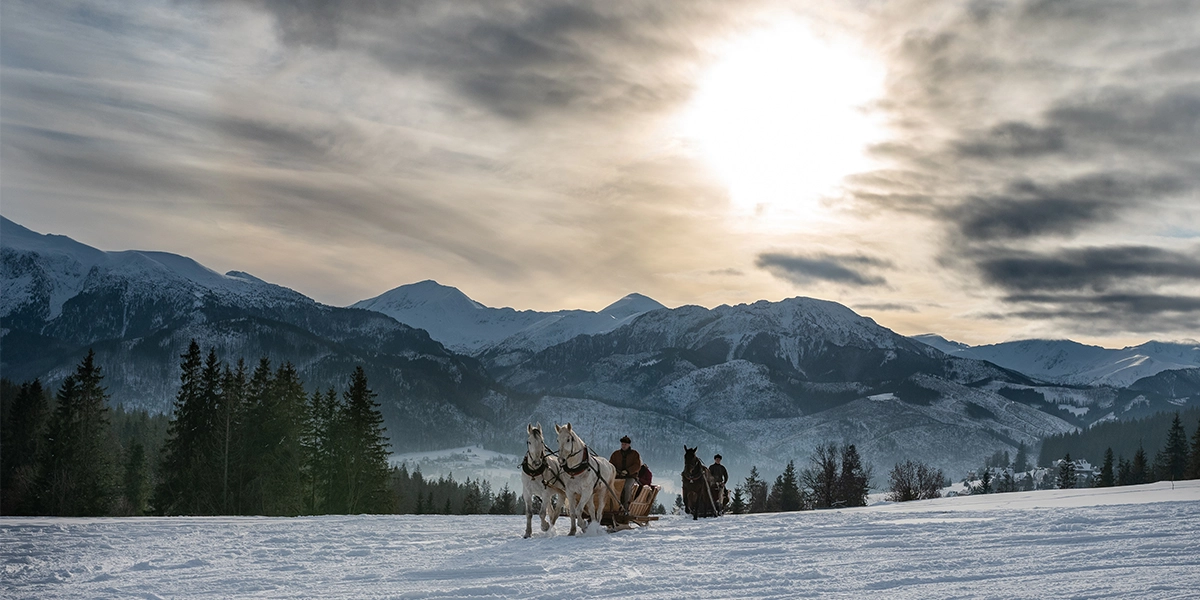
[757,252,892,287]
[229,0,740,122]
[946,173,1183,241]
[954,122,1065,158]
[976,246,1200,293]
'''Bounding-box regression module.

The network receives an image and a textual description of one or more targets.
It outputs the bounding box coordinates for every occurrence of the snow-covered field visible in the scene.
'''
[4,482,1198,599]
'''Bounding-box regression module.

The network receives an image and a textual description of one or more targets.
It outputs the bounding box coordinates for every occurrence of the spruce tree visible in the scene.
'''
[1097,448,1115,487]
[329,367,392,514]
[1057,454,1076,489]
[1116,456,1131,486]
[978,468,993,494]
[155,341,205,514]
[743,466,768,513]
[1188,418,1200,480]
[258,362,309,516]
[2,379,50,515]
[778,460,803,511]
[38,350,117,516]
[238,357,275,513]
[219,360,247,514]
[837,444,871,507]
[1013,442,1029,473]
[1154,412,1189,482]
[729,486,747,514]
[1130,445,1149,485]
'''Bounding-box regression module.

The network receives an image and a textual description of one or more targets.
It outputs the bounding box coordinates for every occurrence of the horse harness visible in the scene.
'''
[562,444,592,478]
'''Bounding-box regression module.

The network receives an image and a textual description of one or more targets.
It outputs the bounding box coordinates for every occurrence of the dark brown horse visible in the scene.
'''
[681,446,721,520]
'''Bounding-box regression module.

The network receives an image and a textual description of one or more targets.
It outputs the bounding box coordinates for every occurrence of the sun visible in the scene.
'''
[681,20,886,216]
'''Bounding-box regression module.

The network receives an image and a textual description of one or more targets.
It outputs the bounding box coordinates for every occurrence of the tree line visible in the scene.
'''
[0,343,521,517]
[1066,411,1200,489]
[719,443,874,514]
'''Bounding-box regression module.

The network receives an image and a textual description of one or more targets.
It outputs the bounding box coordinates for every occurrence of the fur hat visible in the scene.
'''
[620,435,632,444]
[713,454,722,460]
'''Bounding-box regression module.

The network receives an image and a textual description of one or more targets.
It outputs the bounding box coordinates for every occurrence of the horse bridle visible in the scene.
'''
[683,457,707,484]
[523,435,549,477]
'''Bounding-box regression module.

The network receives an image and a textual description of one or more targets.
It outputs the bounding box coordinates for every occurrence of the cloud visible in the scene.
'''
[975,245,1200,292]
[843,0,1200,334]
[757,252,891,287]
[946,173,1184,242]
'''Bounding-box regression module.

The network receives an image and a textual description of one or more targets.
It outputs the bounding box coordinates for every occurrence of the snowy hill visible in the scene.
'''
[352,281,666,355]
[912,335,1200,387]
[4,482,1197,598]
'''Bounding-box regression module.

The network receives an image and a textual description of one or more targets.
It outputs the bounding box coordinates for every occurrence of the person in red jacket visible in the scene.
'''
[610,435,642,510]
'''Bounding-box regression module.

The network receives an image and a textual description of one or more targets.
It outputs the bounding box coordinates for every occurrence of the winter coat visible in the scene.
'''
[709,463,728,485]
[610,448,642,479]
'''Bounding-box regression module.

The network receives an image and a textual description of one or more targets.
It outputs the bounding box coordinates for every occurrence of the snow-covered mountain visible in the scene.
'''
[7,216,1195,482]
[0,217,510,450]
[352,280,665,355]
[912,335,1200,388]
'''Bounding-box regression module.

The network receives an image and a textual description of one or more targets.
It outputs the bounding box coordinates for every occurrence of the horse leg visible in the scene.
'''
[522,486,534,538]
[565,491,579,536]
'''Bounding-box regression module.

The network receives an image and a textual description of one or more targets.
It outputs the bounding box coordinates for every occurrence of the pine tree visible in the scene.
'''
[38,350,117,516]
[154,341,206,515]
[1097,447,1115,487]
[2,379,50,515]
[329,367,392,514]
[218,359,246,514]
[729,486,747,514]
[743,466,768,513]
[777,460,803,511]
[1057,454,1076,489]
[1013,442,1029,473]
[1188,418,1200,480]
[1154,413,1189,482]
[1130,445,1149,485]
[238,357,275,513]
[837,444,871,507]
[978,468,993,494]
[1116,455,1131,486]
[259,362,309,516]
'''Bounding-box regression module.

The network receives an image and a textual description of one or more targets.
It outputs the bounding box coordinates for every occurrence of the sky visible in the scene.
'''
[2,0,1198,348]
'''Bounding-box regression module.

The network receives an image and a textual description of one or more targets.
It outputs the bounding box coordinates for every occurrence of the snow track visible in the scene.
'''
[3,482,1198,599]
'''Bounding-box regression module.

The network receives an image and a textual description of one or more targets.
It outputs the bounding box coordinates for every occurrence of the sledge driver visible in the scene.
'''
[710,454,729,509]
[610,435,642,510]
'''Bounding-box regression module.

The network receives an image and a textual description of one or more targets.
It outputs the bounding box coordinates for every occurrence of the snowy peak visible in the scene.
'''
[355,280,487,313]
[911,336,1200,387]
[352,285,667,355]
[600,293,665,320]
[912,334,972,355]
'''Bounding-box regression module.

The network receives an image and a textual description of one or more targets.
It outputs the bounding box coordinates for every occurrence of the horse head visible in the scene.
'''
[526,423,547,459]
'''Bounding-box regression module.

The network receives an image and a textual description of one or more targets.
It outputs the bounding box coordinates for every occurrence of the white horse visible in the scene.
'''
[520,423,566,538]
[554,423,617,536]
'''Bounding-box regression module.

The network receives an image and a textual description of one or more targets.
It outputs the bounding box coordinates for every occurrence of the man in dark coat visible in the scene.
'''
[610,435,642,509]
[710,454,729,508]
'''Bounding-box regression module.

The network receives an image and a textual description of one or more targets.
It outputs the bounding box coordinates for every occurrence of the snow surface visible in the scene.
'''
[4,482,1198,599]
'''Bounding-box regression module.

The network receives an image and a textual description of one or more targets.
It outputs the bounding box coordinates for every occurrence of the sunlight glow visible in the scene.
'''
[682,20,887,216]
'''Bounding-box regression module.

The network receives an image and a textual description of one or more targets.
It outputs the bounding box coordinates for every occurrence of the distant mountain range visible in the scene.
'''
[4,216,1198,481]
[912,334,1200,388]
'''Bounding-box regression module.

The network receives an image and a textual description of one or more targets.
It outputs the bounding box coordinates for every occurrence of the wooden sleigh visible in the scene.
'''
[578,479,661,531]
